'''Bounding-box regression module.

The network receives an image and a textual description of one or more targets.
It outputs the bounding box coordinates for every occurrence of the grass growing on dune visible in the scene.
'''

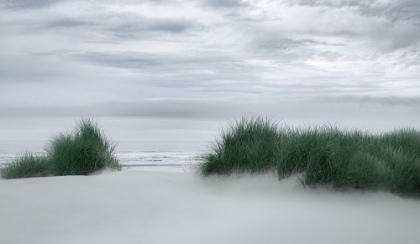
[1,119,121,179]
[47,120,121,176]
[1,153,50,179]
[202,117,279,175]
[200,117,420,197]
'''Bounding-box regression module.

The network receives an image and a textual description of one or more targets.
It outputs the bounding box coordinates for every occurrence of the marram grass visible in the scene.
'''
[1,119,121,179]
[1,153,50,179]
[200,117,420,198]
[47,119,121,176]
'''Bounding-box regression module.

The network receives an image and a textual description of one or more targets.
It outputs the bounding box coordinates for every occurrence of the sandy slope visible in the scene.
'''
[1,170,420,244]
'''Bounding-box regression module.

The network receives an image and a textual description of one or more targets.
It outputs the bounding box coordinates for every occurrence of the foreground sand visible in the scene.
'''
[1,170,420,244]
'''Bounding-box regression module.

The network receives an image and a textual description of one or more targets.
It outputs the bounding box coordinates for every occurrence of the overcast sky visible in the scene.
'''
[1,0,420,141]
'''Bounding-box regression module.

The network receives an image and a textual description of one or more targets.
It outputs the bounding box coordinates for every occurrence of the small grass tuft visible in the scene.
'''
[1,152,49,179]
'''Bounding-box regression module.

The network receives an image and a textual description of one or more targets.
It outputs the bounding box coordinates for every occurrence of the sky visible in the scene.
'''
[1,0,420,141]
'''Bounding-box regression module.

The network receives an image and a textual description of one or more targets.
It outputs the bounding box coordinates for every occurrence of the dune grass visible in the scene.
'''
[1,119,121,179]
[47,120,121,176]
[200,117,420,197]
[202,117,280,175]
[1,153,50,179]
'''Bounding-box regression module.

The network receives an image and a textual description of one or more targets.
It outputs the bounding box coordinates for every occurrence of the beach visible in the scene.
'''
[2,0,420,242]
[2,170,420,244]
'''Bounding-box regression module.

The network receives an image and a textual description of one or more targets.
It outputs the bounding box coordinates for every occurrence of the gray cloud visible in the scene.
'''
[285,0,420,22]
[245,2,420,57]
[284,0,377,8]
[1,0,180,9]
[105,17,198,38]
[0,99,261,119]
[1,0,420,137]
[75,51,159,71]
[396,48,420,68]
[319,95,420,109]
[43,19,90,29]
[144,19,194,33]
[1,4,200,41]
[369,24,420,50]
[3,97,420,135]
[73,51,219,68]
[281,0,420,50]
[256,38,345,50]
[199,0,248,9]
[0,97,341,120]
[250,35,347,63]
[358,0,420,22]
[66,50,261,87]
[1,0,60,9]
[41,16,198,39]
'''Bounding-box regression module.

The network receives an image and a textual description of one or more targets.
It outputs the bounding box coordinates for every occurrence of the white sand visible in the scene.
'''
[1,170,420,244]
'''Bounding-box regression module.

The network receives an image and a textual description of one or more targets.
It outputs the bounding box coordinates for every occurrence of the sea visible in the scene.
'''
[0,140,212,172]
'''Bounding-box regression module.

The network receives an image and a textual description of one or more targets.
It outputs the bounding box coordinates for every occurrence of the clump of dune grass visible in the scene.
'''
[200,116,420,198]
[1,119,121,179]
[201,117,279,175]
[1,152,49,179]
[47,119,121,176]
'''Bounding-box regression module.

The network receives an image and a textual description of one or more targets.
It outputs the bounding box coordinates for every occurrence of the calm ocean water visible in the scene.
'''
[0,140,211,172]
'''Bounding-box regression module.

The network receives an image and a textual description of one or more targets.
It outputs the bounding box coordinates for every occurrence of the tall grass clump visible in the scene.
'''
[201,117,280,175]
[47,119,121,176]
[1,153,49,179]
[1,119,121,179]
[200,116,420,198]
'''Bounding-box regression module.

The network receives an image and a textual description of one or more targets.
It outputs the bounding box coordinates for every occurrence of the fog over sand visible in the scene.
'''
[1,171,420,244]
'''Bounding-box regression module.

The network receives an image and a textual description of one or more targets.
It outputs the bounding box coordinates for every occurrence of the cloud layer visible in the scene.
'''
[1,0,420,139]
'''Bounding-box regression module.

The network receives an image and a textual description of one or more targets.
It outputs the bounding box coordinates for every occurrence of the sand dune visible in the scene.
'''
[1,170,420,244]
